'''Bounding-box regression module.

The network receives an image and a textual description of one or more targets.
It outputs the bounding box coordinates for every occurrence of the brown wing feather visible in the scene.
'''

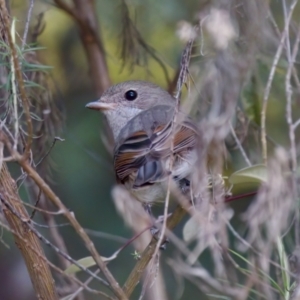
[114,108,198,186]
[173,122,198,153]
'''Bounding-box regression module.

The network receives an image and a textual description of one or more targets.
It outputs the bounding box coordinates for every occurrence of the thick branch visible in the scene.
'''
[0,163,58,299]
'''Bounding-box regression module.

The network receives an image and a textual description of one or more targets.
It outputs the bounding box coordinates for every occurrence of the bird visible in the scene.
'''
[86,80,199,205]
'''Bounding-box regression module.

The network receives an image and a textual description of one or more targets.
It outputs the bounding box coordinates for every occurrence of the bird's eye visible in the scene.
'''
[124,90,137,101]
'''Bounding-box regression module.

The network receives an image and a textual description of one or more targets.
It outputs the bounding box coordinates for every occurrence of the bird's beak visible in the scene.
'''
[85,101,117,111]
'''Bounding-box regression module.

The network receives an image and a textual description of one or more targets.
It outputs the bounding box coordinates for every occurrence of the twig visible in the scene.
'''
[229,123,252,167]
[269,7,300,96]
[29,186,41,219]
[293,118,300,131]
[21,0,35,50]
[282,0,291,61]
[10,19,19,151]
[224,191,257,203]
[285,23,300,245]
[285,26,300,173]
[35,136,64,167]
[261,0,298,164]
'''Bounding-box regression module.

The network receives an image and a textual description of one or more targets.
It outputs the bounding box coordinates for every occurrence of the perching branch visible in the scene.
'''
[122,205,186,297]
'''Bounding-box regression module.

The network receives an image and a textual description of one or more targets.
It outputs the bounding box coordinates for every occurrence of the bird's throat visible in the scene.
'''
[104,107,142,141]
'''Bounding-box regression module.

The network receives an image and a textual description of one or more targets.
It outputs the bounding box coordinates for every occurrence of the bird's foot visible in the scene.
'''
[150,226,169,250]
[144,204,170,250]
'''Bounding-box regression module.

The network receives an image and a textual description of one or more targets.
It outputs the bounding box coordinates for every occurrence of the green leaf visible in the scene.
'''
[64,257,97,275]
[229,164,267,185]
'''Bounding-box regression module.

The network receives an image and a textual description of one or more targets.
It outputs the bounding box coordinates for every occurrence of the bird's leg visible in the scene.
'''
[143,203,169,250]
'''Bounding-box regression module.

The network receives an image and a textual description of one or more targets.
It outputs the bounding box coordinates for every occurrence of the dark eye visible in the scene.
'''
[124,90,137,101]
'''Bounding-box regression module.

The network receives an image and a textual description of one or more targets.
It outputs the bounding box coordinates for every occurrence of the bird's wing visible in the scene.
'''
[114,105,198,187]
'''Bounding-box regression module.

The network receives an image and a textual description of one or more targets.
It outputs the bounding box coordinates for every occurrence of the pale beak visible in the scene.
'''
[85,101,117,111]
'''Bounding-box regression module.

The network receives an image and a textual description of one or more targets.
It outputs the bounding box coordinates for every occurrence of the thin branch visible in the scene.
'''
[269,8,300,98]
[35,136,64,167]
[285,23,300,245]
[282,0,291,61]
[285,26,300,173]
[293,118,300,131]
[21,0,35,50]
[10,19,19,151]
[229,123,252,167]
[261,0,298,164]
[29,186,41,219]
[224,191,257,203]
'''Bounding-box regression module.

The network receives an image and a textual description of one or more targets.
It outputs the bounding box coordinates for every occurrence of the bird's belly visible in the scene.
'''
[126,182,166,204]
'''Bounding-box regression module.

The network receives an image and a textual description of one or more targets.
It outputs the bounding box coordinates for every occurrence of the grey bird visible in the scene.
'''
[86,80,199,204]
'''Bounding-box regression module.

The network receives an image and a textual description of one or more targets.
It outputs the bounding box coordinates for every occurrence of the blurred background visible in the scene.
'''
[1,0,299,299]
